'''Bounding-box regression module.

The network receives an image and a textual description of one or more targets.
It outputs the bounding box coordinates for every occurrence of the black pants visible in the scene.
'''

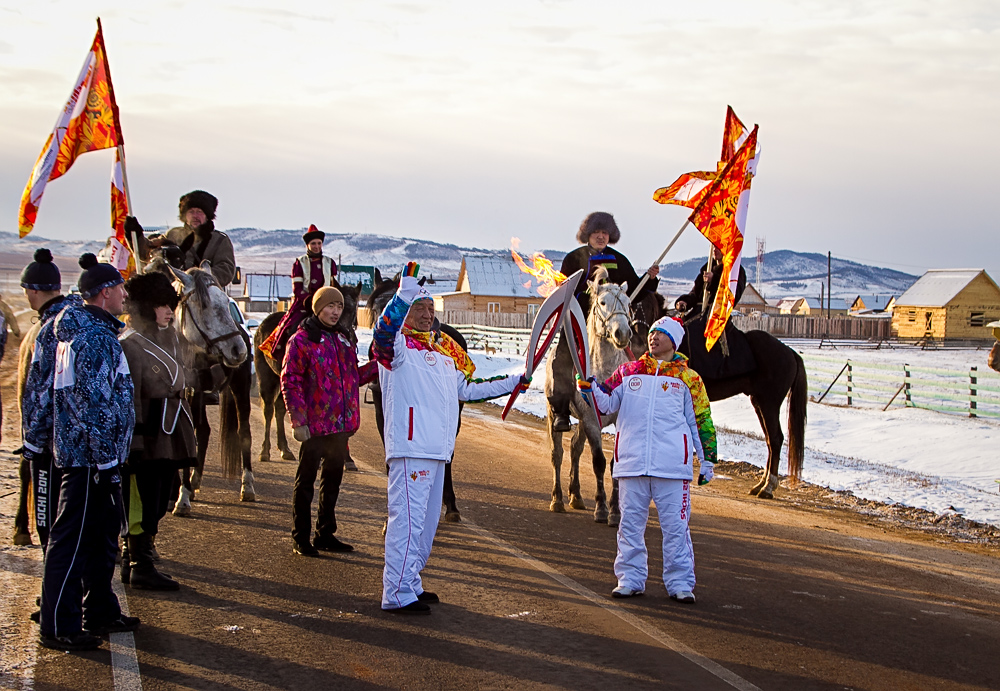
[292,432,348,545]
[31,454,62,551]
[40,466,123,637]
[123,464,175,536]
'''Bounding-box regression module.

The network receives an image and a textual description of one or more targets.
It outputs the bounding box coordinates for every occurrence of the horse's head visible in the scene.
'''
[365,269,401,326]
[150,258,248,367]
[587,266,633,350]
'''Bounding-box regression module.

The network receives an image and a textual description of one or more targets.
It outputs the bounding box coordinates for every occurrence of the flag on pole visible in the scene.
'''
[688,125,759,350]
[17,20,124,238]
[106,147,136,277]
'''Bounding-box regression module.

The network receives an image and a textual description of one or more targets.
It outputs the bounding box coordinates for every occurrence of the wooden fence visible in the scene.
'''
[731,314,894,341]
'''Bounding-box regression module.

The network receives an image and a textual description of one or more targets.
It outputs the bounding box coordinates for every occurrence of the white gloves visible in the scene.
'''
[398,276,422,304]
[293,426,311,443]
[698,460,714,485]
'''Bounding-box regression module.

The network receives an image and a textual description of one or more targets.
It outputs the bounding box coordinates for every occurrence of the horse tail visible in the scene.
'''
[219,385,242,479]
[787,353,808,483]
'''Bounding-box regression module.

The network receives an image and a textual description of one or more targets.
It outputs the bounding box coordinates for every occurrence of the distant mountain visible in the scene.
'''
[1,228,915,300]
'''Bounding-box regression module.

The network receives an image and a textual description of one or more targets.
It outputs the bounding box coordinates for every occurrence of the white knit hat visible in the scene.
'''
[650,316,685,348]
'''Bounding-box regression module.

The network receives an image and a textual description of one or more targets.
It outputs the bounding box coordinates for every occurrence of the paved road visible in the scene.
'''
[4,396,1000,690]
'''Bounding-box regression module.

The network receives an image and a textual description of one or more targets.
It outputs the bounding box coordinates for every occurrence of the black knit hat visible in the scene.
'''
[20,248,62,291]
[302,224,325,244]
[125,272,178,324]
[576,211,621,245]
[178,190,218,221]
[77,253,124,299]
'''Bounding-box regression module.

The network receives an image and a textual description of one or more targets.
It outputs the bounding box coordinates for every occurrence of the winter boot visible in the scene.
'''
[128,534,180,591]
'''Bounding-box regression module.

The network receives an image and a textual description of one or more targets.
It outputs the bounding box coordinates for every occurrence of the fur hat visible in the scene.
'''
[178,190,218,221]
[312,286,344,316]
[302,224,325,244]
[20,248,61,291]
[650,316,685,349]
[576,211,621,246]
[77,253,124,299]
[125,272,179,324]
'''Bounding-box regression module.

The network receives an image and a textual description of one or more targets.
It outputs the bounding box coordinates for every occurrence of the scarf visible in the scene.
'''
[637,352,685,375]
[401,327,476,379]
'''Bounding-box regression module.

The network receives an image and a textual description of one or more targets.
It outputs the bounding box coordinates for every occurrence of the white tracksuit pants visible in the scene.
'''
[614,477,695,596]
[382,457,445,609]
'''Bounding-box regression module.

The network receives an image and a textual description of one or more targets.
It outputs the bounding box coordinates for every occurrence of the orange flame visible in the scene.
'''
[511,237,566,297]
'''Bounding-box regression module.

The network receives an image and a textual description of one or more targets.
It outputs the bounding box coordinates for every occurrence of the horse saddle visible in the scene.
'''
[679,315,756,381]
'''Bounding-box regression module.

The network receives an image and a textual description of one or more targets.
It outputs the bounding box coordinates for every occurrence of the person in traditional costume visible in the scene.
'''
[259,225,338,363]
[119,272,197,591]
[548,212,661,432]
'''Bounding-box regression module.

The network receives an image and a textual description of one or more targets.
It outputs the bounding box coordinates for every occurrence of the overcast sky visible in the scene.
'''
[1,0,997,277]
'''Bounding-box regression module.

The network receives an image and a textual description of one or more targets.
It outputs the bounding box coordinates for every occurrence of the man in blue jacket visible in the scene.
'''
[33,254,137,651]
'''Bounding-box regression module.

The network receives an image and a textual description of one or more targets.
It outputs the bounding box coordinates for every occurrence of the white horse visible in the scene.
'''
[545,266,634,525]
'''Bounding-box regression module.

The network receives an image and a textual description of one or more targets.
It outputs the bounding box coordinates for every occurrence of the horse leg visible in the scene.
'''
[750,397,783,499]
[608,476,620,527]
[548,407,566,513]
[259,391,274,462]
[173,468,193,517]
[237,384,256,503]
[13,457,33,545]
[567,425,587,511]
[578,408,610,523]
[275,394,295,461]
[193,405,210,491]
[443,459,461,522]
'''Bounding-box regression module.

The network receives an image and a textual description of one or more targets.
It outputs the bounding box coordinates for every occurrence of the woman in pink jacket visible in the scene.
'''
[281,286,376,557]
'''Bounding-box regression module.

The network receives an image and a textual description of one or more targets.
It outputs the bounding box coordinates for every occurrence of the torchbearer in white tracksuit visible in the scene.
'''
[372,262,530,615]
[578,316,717,604]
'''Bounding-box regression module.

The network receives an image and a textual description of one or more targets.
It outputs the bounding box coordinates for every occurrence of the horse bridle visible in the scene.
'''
[176,280,243,357]
[592,285,632,341]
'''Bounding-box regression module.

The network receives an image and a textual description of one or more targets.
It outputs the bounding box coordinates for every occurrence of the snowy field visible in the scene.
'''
[356,330,1000,528]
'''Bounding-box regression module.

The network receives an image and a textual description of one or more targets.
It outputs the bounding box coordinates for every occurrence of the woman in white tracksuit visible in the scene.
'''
[579,316,717,603]
[372,262,529,614]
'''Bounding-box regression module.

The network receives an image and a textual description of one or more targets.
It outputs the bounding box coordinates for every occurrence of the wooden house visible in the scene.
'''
[892,269,1000,340]
[242,274,292,312]
[432,256,544,324]
[777,296,848,316]
[848,295,896,315]
[735,283,780,315]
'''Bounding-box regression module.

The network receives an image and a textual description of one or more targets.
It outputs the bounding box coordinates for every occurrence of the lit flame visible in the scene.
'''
[511,237,566,297]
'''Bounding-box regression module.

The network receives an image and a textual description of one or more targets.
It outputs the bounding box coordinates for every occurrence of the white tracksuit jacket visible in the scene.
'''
[589,365,705,480]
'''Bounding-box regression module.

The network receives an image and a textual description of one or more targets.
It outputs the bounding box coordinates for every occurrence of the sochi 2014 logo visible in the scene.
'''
[628,377,642,391]
[424,352,437,366]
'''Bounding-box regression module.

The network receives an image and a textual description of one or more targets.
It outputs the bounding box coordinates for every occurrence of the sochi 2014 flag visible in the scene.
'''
[105,147,135,277]
[18,20,124,237]
[688,125,759,350]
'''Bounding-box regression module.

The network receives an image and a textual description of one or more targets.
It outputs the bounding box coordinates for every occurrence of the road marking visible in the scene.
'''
[461,518,762,691]
[110,568,142,691]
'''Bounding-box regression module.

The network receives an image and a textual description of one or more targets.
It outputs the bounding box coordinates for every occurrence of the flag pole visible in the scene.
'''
[629,219,691,301]
[116,144,143,274]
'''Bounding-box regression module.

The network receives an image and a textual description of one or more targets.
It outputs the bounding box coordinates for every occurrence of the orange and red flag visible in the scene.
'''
[105,148,136,278]
[18,20,124,238]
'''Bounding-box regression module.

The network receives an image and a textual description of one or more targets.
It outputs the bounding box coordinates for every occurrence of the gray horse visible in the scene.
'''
[545,266,635,525]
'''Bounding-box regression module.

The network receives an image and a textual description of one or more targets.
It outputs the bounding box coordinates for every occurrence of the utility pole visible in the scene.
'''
[827,251,832,319]
[755,237,766,297]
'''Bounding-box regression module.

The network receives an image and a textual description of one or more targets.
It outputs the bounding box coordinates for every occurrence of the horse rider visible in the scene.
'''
[119,272,197,591]
[372,262,530,614]
[548,211,661,432]
[259,224,338,363]
[34,254,138,651]
[673,244,754,381]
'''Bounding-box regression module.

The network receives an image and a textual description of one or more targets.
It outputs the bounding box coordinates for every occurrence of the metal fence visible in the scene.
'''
[803,353,1000,419]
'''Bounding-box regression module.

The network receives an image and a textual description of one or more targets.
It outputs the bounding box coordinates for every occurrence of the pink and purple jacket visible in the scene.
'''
[281,319,377,437]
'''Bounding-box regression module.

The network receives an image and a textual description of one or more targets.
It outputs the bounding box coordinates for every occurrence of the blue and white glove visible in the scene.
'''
[575,374,596,392]
[698,460,714,485]
[515,373,532,394]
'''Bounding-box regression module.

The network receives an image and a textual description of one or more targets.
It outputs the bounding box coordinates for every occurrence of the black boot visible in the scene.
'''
[128,534,180,591]
[120,538,131,585]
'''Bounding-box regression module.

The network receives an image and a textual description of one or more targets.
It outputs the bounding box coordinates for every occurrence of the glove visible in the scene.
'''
[398,276,421,304]
[21,446,50,464]
[514,374,532,394]
[698,460,715,485]
[575,374,595,392]
[124,216,144,238]
[293,426,311,443]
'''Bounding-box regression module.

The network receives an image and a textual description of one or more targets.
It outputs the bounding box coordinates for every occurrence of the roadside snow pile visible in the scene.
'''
[355,330,1000,528]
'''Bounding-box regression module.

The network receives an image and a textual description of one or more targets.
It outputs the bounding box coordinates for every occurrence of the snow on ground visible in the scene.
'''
[355,329,1000,528]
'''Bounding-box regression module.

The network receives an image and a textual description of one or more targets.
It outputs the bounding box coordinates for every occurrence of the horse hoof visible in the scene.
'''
[443,511,461,523]
[259,453,270,463]
[549,500,566,513]
[12,531,33,546]
[570,496,587,511]
[281,450,295,461]
[241,470,256,502]
[594,508,609,524]
[608,512,621,528]
[748,484,764,496]
[757,489,774,500]
[173,488,193,517]
[344,458,358,472]
[190,470,202,492]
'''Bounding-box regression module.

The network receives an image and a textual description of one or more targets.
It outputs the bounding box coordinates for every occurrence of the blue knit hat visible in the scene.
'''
[77,253,124,299]
[20,248,61,291]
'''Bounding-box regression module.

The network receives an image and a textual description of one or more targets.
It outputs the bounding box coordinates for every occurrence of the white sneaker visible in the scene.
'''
[611,585,644,598]
[671,591,696,604]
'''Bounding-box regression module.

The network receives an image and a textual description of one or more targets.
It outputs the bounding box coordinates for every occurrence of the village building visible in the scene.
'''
[241,274,293,312]
[432,256,544,326]
[848,294,896,316]
[892,269,1000,340]
[777,296,848,316]
[735,283,780,315]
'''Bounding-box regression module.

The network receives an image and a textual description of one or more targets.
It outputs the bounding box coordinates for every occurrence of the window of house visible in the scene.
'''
[487,302,500,313]
[907,310,916,322]
[527,303,539,320]
[970,312,986,327]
